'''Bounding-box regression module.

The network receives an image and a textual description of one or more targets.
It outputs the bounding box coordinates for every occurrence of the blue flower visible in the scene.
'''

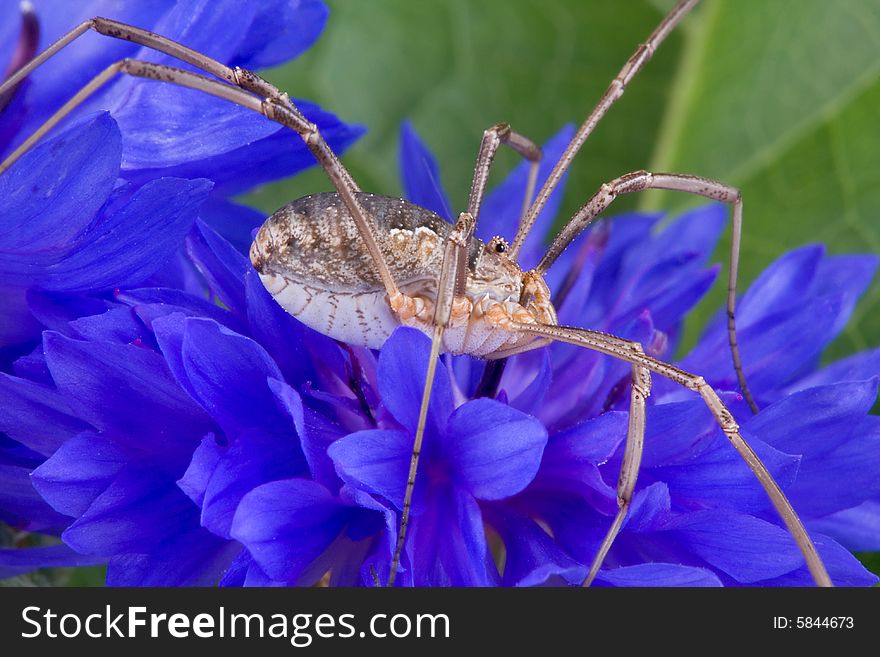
[0,1,362,355]
[1,57,878,583]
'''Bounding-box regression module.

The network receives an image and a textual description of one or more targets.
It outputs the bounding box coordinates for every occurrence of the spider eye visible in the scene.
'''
[489,236,509,254]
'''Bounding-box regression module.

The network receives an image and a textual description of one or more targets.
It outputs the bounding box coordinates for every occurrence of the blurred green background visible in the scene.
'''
[250,0,880,362]
[7,0,879,586]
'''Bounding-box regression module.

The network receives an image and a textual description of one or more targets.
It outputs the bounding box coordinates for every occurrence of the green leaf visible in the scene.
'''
[644,0,880,357]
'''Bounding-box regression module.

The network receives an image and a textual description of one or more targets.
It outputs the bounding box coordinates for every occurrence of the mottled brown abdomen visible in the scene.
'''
[250,193,468,347]
[251,192,465,292]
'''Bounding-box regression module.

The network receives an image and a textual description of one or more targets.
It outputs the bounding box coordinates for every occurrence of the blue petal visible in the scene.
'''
[659,510,807,584]
[329,429,411,509]
[0,112,120,254]
[67,306,150,345]
[683,294,844,394]
[24,290,111,335]
[230,478,358,584]
[0,286,42,348]
[595,563,722,587]
[485,505,586,587]
[3,2,172,154]
[652,426,800,515]
[758,534,878,587]
[120,287,243,334]
[151,312,203,404]
[784,416,880,518]
[31,432,127,518]
[532,412,626,513]
[408,486,494,586]
[39,178,212,292]
[176,317,288,436]
[43,331,212,465]
[0,372,90,456]
[744,379,879,458]
[567,213,660,326]
[0,463,72,531]
[62,468,201,555]
[811,253,878,336]
[377,327,454,437]
[107,528,239,587]
[399,121,453,220]
[120,99,364,196]
[647,204,727,268]
[10,343,53,385]
[446,398,547,500]
[199,197,266,254]
[177,433,223,508]
[0,2,21,75]
[186,219,249,315]
[624,482,672,533]
[736,246,824,323]
[639,400,718,468]
[500,348,552,415]
[232,0,329,69]
[218,549,252,587]
[552,223,609,326]
[0,434,43,469]
[270,378,345,491]
[0,545,105,581]
[787,348,880,392]
[527,490,609,565]
[199,427,307,538]
[809,501,880,552]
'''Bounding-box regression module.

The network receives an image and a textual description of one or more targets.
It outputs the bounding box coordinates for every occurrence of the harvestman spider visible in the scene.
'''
[0,0,832,587]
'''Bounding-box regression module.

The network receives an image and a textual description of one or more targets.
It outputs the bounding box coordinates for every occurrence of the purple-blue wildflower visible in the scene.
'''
[1,2,878,586]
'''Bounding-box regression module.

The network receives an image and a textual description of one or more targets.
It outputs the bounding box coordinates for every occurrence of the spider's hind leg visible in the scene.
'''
[509,321,832,587]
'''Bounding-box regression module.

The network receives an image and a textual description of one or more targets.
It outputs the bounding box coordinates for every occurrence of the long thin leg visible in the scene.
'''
[510,0,701,258]
[467,123,542,226]
[0,16,361,191]
[2,17,287,117]
[0,52,401,300]
[530,170,757,414]
[584,360,651,586]
[510,321,832,587]
[387,212,476,587]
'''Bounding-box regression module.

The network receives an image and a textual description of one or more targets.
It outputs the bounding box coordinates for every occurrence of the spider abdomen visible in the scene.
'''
[251,191,552,354]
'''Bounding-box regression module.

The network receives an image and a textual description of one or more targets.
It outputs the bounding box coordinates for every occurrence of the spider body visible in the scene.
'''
[250,191,555,355]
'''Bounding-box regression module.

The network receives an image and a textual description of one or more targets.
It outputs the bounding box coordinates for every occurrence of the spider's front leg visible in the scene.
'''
[529,170,757,414]
[386,212,476,587]
[509,321,833,588]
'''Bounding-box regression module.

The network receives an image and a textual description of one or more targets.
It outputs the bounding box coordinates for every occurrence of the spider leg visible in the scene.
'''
[509,321,833,587]
[0,36,401,298]
[387,212,476,587]
[467,123,542,228]
[511,0,701,258]
[527,170,757,413]
[0,16,360,192]
[584,360,651,586]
